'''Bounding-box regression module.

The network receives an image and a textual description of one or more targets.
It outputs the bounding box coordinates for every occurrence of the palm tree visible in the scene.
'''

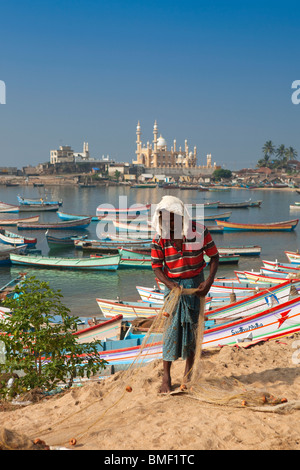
[262,141,275,159]
[275,144,287,168]
[285,146,298,161]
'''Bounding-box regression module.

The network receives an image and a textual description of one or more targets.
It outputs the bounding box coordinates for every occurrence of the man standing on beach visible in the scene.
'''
[151,196,219,393]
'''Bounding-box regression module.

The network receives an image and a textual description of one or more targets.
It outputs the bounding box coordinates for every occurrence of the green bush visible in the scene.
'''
[0,276,107,398]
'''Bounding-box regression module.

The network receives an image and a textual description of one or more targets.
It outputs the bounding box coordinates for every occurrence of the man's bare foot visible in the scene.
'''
[159,376,172,394]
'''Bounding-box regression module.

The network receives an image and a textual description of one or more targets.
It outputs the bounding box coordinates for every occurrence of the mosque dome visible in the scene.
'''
[157,135,167,148]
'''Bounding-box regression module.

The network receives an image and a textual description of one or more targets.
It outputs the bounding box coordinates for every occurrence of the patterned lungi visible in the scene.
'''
[163,272,204,362]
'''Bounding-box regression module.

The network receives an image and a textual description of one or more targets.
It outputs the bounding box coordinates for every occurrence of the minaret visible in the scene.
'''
[207,154,212,168]
[153,120,158,153]
[136,121,142,162]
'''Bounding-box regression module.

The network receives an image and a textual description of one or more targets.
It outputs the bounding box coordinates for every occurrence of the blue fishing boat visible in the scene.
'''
[17,195,63,206]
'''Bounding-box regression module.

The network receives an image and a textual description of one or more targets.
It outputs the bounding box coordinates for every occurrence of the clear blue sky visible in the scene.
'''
[1,0,300,169]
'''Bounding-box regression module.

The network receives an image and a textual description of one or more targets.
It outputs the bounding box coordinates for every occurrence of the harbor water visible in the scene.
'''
[0,185,300,318]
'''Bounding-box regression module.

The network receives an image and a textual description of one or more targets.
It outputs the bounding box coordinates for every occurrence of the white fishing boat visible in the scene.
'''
[285,251,300,264]
[10,253,121,270]
[73,315,123,343]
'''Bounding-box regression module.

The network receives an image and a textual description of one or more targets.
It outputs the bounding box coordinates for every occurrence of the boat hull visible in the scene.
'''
[10,253,121,270]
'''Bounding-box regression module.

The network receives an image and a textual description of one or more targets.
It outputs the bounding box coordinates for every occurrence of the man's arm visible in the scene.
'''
[197,253,219,297]
[153,267,179,291]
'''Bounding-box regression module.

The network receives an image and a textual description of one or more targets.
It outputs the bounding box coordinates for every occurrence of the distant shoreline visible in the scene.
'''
[0,175,299,191]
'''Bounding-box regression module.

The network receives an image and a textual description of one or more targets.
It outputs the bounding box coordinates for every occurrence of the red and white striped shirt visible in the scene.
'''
[151,223,218,279]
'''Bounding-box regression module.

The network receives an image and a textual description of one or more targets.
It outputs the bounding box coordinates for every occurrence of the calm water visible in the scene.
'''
[1,185,300,318]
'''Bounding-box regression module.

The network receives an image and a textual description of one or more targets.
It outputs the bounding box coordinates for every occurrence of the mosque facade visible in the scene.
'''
[133,121,215,170]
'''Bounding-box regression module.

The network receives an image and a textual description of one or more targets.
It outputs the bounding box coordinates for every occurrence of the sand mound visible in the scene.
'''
[1,333,300,450]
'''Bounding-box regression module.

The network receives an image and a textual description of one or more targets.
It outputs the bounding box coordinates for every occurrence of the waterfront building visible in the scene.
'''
[50,142,90,164]
[133,120,215,170]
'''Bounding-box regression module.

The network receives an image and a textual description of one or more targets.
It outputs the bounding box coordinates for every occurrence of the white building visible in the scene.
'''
[50,142,90,164]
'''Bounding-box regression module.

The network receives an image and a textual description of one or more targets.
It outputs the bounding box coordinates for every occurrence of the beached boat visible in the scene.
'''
[45,231,88,248]
[17,217,92,230]
[216,219,299,232]
[218,245,261,256]
[0,202,20,213]
[259,267,294,279]
[18,203,60,212]
[0,215,40,226]
[205,279,300,321]
[285,251,300,264]
[73,315,123,343]
[17,195,63,206]
[234,270,291,285]
[262,260,300,273]
[96,297,162,320]
[74,294,300,371]
[0,228,37,247]
[9,253,121,270]
[203,295,300,348]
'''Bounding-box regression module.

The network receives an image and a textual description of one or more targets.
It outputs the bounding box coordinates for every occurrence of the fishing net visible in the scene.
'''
[118,286,292,411]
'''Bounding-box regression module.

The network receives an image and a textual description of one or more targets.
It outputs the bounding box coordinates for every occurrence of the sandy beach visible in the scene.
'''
[1,331,300,451]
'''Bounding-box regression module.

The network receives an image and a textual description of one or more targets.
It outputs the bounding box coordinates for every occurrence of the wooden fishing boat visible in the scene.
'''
[234,270,290,285]
[96,203,150,216]
[131,183,157,188]
[0,202,19,213]
[96,297,162,320]
[17,217,92,230]
[18,203,60,212]
[0,228,37,247]
[17,195,63,206]
[217,200,262,209]
[57,211,99,222]
[94,333,163,369]
[217,201,250,208]
[208,186,231,191]
[57,210,148,222]
[205,279,300,320]
[186,202,220,210]
[73,315,123,343]
[262,259,300,273]
[203,295,300,348]
[216,219,299,232]
[135,285,251,306]
[0,215,40,226]
[0,273,27,300]
[74,237,151,251]
[45,231,88,248]
[192,211,232,222]
[218,245,261,256]
[285,251,300,264]
[0,245,28,265]
[260,267,294,279]
[72,295,300,371]
[92,249,152,269]
[9,253,121,270]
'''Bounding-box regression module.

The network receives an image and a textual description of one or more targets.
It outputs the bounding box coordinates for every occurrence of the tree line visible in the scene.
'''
[257,141,298,169]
